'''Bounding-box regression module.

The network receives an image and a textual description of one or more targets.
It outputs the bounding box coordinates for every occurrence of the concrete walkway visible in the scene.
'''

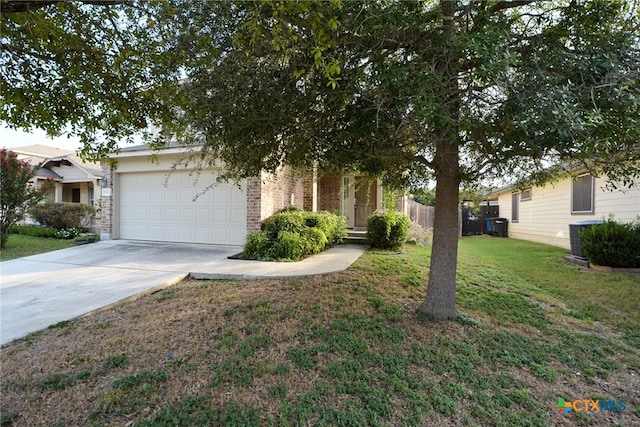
[0,240,364,345]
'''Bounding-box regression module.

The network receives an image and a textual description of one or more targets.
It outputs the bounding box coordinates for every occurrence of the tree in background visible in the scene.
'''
[0,149,45,249]
[1,1,639,319]
[410,188,436,207]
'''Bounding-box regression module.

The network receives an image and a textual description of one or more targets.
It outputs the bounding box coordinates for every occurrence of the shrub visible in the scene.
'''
[270,231,305,261]
[243,208,347,261]
[55,228,82,239]
[301,227,328,254]
[581,219,640,268]
[261,210,307,238]
[367,212,410,250]
[9,224,59,238]
[407,222,433,247]
[243,231,271,259]
[304,211,348,246]
[30,202,94,230]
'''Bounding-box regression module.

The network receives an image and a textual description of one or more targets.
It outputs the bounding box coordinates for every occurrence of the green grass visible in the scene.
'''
[1,237,639,426]
[458,237,640,335]
[0,234,75,261]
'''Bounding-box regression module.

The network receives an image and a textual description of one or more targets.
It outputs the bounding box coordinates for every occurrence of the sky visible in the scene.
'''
[0,126,84,152]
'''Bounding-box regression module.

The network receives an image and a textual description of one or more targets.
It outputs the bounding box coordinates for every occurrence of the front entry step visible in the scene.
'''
[345,229,368,245]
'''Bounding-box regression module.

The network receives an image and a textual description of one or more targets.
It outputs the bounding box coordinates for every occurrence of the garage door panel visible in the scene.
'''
[163,208,178,221]
[149,208,163,221]
[149,191,163,204]
[164,190,179,204]
[119,171,247,245]
[213,190,230,204]
[229,208,246,224]
[195,208,212,223]
[179,208,194,222]
[148,224,163,236]
[230,191,245,204]
[212,209,229,222]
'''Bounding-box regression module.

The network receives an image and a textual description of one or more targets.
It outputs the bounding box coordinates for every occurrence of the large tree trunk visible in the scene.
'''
[418,139,461,320]
[418,0,461,320]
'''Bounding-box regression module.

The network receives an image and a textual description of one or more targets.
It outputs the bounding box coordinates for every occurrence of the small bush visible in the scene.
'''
[581,219,640,268]
[407,222,433,247]
[304,211,348,246]
[270,231,305,261]
[261,209,307,238]
[9,224,59,238]
[243,208,347,261]
[30,202,94,230]
[367,212,410,250]
[243,231,271,260]
[55,228,82,239]
[301,227,328,254]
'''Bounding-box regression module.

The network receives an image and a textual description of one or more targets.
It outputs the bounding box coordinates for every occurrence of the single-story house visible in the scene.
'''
[11,144,103,207]
[490,171,640,249]
[100,144,403,245]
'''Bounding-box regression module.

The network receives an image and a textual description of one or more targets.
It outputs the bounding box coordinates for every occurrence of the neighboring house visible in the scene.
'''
[9,144,103,232]
[490,172,640,249]
[11,144,103,207]
[101,144,404,245]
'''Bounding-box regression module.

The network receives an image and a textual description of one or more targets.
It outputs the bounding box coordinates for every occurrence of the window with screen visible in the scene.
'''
[572,174,594,214]
[511,192,519,222]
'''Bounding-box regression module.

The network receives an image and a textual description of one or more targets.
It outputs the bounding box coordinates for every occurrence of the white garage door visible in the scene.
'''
[118,171,246,245]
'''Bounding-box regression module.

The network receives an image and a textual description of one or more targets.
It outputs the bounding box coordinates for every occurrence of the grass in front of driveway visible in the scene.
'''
[0,234,75,261]
[1,237,638,426]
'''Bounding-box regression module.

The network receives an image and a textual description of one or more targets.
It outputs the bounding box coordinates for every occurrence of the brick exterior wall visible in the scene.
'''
[303,174,314,211]
[245,177,263,233]
[260,166,305,218]
[318,175,342,212]
[99,161,114,240]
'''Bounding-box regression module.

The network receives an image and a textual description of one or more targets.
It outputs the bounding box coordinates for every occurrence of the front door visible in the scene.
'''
[354,177,377,228]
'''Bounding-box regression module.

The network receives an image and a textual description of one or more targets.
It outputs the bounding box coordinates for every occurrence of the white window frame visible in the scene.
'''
[511,192,519,223]
[571,174,595,214]
[520,188,532,202]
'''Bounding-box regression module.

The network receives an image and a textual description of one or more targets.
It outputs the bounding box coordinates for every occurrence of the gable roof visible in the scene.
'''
[33,166,63,181]
[10,144,75,159]
[10,144,103,180]
[39,155,103,179]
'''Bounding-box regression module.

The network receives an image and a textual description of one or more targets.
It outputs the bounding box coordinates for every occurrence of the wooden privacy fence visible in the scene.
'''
[407,200,434,229]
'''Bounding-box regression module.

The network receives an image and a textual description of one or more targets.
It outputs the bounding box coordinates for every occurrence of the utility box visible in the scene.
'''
[569,220,603,258]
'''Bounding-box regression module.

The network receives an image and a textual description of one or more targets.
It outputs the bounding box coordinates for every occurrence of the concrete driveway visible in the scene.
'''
[0,240,240,345]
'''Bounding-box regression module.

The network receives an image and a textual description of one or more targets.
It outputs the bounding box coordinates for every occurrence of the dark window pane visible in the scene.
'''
[572,175,593,213]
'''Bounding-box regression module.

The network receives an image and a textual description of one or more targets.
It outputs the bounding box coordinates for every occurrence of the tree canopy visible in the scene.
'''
[2,0,639,318]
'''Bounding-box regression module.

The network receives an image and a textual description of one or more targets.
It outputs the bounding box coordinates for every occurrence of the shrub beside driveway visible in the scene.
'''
[1,238,638,426]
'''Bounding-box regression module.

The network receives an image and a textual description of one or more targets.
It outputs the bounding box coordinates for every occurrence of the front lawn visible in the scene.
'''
[1,237,638,426]
[0,234,75,261]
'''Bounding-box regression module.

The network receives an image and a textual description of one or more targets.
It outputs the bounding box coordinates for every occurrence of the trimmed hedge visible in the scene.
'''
[30,202,94,230]
[581,219,640,268]
[243,207,347,261]
[9,224,84,240]
[367,212,410,250]
[9,224,59,238]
